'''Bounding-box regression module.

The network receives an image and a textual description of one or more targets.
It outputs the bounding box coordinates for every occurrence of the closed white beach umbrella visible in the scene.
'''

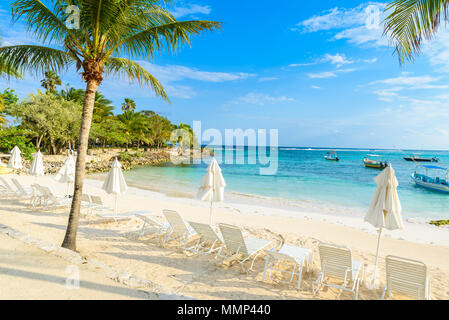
[29,150,45,177]
[365,165,403,287]
[197,158,226,225]
[102,158,128,216]
[8,146,23,170]
[55,154,76,196]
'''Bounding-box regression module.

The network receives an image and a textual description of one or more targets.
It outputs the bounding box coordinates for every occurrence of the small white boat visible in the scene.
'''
[411,165,449,193]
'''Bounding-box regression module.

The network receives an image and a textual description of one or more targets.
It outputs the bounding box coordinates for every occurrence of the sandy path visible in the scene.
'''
[0,233,153,300]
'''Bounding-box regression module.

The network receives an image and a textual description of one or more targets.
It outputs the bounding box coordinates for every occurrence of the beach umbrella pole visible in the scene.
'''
[372,227,383,287]
[209,201,213,226]
[114,194,118,221]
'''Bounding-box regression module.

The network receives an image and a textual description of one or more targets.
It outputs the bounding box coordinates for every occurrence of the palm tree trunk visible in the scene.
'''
[61,79,98,251]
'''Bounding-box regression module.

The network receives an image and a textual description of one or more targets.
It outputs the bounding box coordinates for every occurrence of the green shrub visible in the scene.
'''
[0,128,35,160]
[430,220,449,227]
[134,151,145,158]
[118,151,133,162]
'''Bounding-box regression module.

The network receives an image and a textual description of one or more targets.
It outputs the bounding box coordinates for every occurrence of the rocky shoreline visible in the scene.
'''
[2,147,213,175]
[2,149,174,175]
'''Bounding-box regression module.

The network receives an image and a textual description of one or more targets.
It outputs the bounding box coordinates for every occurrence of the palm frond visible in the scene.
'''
[0,45,73,75]
[104,57,168,102]
[0,58,23,79]
[11,0,75,46]
[384,0,449,62]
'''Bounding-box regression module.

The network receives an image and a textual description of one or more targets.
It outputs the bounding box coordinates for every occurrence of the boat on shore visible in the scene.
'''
[364,155,388,169]
[404,154,439,162]
[411,165,449,193]
[324,150,339,162]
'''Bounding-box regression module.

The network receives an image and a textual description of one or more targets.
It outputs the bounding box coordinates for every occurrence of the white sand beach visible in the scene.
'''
[0,174,448,300]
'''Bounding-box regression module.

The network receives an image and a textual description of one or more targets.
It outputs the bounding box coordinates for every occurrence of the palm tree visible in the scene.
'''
[0,0,220,251]
[122,98,136,112]
[384,1,449,62]
[59,85,85,102]
[41,70,62,92]
[117,110,150,149]
[93,92,114,122]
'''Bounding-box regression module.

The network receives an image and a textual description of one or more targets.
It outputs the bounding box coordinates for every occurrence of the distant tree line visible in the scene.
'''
[0,72,196,156]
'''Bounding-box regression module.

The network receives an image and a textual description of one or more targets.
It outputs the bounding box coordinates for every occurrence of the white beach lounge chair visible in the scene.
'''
[161,210,196,250]
[80,194,93,213]
[382,255,430,300]
[30,184,45,208]
[0,177,18,198]
[135,214,168,243]
[89,195,112,214]
[39,186,72,211]
[218,223,274,273]
[313,243,365,300]
[80,194,105,215]
[262,244,313,289]
[11,178,33,199]
[186,221,225,257]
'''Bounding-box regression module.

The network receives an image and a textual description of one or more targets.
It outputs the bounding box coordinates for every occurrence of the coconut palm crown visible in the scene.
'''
[384,0,449,62]
[0,0,221,251]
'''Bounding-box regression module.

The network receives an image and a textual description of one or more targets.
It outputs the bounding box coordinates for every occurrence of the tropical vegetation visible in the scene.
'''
[0,0,220,251]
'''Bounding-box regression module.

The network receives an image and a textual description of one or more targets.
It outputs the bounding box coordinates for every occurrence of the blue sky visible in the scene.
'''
[1,0,449,150]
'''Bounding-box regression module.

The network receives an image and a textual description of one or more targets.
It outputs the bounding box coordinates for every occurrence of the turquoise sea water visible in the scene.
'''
[123,147,449,220]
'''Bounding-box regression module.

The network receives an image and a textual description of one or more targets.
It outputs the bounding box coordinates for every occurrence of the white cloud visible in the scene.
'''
[134,61,255,99]
[289,62,318,68]
[307,68,357,79]
[307,71,337,79]
[137,61,255,83]
[423,28,449,72]
[322,53,354,67]
[258,77,279,82]
[311,86,321,89]
[290,53,356,69]
[364,58,378,64]
[371,74,449,89]
[370,74,449,103]
[294,2,390,48]
[171,4,211,18]
[236,93,295,106]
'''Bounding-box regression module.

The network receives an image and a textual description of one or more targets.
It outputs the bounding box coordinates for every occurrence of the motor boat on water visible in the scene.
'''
[364,154,388,169]
[411,165,449,193]
[404,154,439,163]
[324,150,339,162]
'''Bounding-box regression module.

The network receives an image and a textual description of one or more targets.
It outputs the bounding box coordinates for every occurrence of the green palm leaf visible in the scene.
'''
[105,57,168,101]
[384,0,449,62]
[0,45,72,75]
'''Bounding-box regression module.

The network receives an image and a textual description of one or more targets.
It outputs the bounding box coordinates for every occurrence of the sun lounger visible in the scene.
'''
[89,195,112,214]
[262,244,313,289]
[135,214,168,243]
[80,194,93,214]
[30,184,45,208]
[382,255,430,300]
[161,210,196,250]
[11,178,33,199]
[313,242,364,300]
[186,221,225,257]
[218,223,274,273]
[0,177,18,198]
[39,186,72,211]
